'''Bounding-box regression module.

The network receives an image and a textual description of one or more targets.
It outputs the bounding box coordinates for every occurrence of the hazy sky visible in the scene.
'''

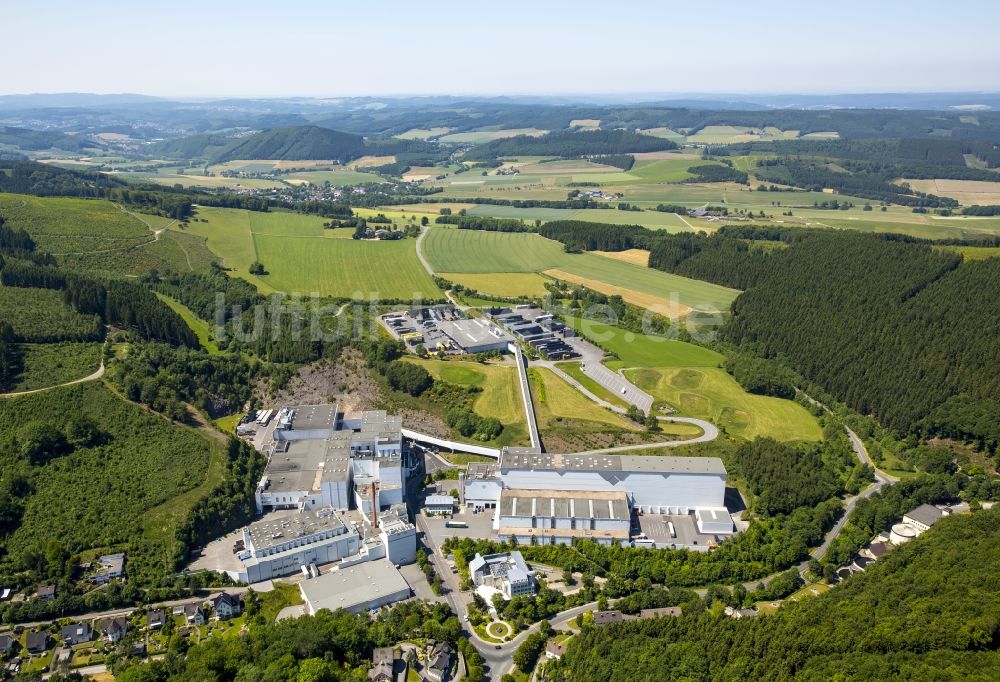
[5,0,999,97]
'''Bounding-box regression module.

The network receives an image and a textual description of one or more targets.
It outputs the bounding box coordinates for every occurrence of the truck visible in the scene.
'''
[445,520,468,529]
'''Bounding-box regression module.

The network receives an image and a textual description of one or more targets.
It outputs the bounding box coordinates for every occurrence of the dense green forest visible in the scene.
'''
[536,219,1000,450]
[465,129,678,161]
[547,508,1000,681]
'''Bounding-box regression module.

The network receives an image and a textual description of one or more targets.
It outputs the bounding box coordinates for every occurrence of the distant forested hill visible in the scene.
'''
[0,126,101,153]
[143,132,233,160]
[212,126,367,162]
[547,508,1000,682]
[465,129,678,160]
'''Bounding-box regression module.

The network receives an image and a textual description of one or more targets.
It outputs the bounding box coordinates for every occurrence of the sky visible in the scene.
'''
[4,0,999,97]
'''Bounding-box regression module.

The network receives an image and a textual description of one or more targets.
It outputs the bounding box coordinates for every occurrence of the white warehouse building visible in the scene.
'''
[497,488,631,545]
[236,509,361,583]
[496,451,727,514]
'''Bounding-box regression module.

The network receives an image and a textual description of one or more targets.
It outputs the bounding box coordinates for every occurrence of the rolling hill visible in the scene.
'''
[213,125,367,163]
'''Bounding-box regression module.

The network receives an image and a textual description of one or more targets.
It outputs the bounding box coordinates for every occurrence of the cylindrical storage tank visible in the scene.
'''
[890,522,917,545]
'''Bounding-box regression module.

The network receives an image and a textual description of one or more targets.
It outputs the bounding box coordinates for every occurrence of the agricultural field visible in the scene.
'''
[438,272,551,297]
[184,206,441,299]
[423,227,738,315]
[627,366,822,442]
[937,245,1000,261]
[2,341,103,392]
[395,127,452,140]
[901,178,1000,205]
[119,171,285,190]
[438,127,548,144]
[592,248,650,266]
[0,286,103,342]
[283,168,386,186]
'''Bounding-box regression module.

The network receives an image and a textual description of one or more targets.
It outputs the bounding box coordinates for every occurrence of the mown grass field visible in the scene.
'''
[627,366,821,442]
[404,358,527,430]
[423,227,739,314]
[395,127,453,140]
[563,316,725,369]
[155,293,221,354]
[555,361,630,409]
[2,341,102,392]
[439,272,550,297]
[184,206,441,299]
[530,366,636,429]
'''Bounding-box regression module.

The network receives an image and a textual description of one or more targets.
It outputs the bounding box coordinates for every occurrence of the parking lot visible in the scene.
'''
[579,360,654,413]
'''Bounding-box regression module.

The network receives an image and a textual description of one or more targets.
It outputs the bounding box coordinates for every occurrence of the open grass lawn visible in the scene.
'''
[563,317,724,369]
[4,341,102,391]
[626,366,821,442]
[529,366,636,430]
[156,293,221,354]
[0,382,224,582]
[185,206,440,299]
[424,228,567,273]
[438,272,550,297]
[404,358,527,430]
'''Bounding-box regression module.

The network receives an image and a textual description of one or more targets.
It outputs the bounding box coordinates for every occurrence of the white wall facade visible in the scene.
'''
[499,470,725,513]
[464,479,502,507]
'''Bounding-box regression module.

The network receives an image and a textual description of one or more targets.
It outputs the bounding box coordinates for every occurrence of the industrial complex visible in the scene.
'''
[459,448,734,546]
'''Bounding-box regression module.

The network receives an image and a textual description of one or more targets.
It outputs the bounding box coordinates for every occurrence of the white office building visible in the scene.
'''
[468,551,536,600]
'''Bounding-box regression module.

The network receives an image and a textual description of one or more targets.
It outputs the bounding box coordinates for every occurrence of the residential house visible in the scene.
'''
[93,553,126,584]
[593,610,624,626]
[0,633,15,656]
[184,603,206,626]
[60,622,93,646]
[545,641,566,660]
[425,641,453,682]
[101,616,128,644]
[211,592,242,620]
[368,647,396,681]
[724,606,758,619]
[25,631,49,655]
[147,609,166,631]
[34,585,56,602]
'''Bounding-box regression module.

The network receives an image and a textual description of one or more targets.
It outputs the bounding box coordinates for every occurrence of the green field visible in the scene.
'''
[938,245,1000,261]
[423,227,738,313]
[438,272,550,297]
[628,366,821,442]
[183,207,441,299]
[0,193,151,252]
[2,341,102,392]
[283,169,386,186]
[530,366,637,430]
[405,358,527,431]
[156,293,221,354]
[564,316,725,369]
[395,127,452,140]
[438,127,548,144]
[554,362,630,409]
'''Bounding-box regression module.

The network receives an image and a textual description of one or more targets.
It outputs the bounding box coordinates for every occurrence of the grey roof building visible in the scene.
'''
[300,561,411,615]
[60,622,93,646]
[903,504,944,532]
[468,551,535,599]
